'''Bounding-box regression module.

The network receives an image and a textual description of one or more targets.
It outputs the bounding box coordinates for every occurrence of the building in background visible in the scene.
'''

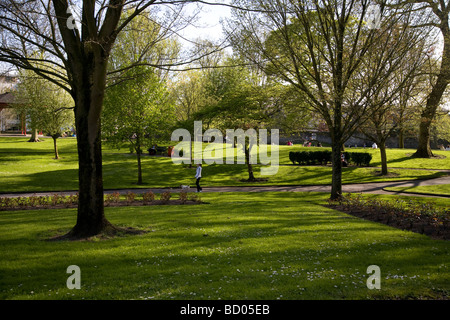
[0,75,21,133]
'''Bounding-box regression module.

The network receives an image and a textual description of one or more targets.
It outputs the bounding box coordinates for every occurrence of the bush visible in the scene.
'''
[290,150,371,166]
[160,191,172,203]
[179,191,188,204]
[105,192,120,206]
[142,191,155,203]
[189,193,202,203]
[289,151,332,165]
[125,191,136,205]
[344,152,372,167]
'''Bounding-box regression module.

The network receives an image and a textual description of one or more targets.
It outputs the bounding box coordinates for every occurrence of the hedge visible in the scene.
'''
[289,151,372,167]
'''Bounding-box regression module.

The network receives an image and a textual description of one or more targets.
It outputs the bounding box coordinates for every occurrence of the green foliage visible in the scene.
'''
[102,66,176,151]
[432,109,450,143]
[343,152,373,167]
[289,151,372,166]
[15,65,74,155]
[104,8,178,155]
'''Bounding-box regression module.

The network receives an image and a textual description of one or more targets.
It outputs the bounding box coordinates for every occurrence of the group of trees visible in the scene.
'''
[15,65,74,159]
[0,0,449,238]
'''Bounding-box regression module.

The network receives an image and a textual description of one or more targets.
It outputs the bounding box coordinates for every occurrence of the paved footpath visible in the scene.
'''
[1,175,449,199]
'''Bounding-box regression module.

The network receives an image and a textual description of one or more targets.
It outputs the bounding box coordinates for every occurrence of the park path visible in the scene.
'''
[1,175,449,199]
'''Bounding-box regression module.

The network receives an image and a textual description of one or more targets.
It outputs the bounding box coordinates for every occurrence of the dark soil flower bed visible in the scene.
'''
[0,199,203,211]
[0,191,203,212]
[327,194,450,241]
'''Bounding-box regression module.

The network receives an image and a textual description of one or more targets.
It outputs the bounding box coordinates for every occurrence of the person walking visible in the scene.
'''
[195,164,203,193]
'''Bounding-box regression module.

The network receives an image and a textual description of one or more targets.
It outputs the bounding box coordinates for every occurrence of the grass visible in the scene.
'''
[384,184,450,196]
[0,137,448,193]
[0,192,448,300]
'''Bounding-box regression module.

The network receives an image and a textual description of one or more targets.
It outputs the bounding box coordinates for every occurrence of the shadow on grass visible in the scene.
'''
[1,193,448,300]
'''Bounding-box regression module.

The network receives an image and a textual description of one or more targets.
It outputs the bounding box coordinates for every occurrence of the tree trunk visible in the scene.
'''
[330,140,342,200]
[398,128,404,149]
[379,140,388,175]
[413,29,450,158]
[189,139,193,168]
[245,144,255,181]
[136,135,143,185]
[414,112,435,158]
[68,113,112,238]
[49,0,126,240]
[28,128,40,142]
[63,57,114,239]
[52,136,59,160]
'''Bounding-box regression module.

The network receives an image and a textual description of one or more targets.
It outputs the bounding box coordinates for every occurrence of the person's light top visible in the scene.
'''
[195,166,202,178]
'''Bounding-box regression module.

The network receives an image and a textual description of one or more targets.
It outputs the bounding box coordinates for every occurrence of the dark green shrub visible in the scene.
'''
[289,151,297,164]
[346,152,372,166]
[290,150,371,166]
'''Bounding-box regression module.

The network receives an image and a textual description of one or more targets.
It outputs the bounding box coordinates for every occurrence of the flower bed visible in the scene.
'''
[0,191,202,211]
[327,194,450,240]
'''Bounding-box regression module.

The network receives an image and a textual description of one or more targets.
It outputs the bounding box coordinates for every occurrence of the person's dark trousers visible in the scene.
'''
[196,178,202,192]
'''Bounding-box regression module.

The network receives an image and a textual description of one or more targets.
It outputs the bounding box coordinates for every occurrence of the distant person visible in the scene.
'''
[341,153,348,167]
[372,143,378,149]
[195,164,203,193]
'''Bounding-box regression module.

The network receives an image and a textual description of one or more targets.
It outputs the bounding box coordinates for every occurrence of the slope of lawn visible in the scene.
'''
[0,137,448,193]
[0,192,448,300]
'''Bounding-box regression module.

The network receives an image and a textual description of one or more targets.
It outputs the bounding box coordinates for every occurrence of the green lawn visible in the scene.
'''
[0,192,448,300]
[0,137,448,193]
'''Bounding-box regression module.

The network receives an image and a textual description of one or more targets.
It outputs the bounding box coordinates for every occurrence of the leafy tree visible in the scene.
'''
[226,0,429,199]
[172,70,207,122]
[359,23,430,175]
[194,57,283,181]
[392,0,450,158]
[102,66,175,184]
[103,9,177,185]
[431,106,450,146]
[0,0,209,239]
[15,67,74,159]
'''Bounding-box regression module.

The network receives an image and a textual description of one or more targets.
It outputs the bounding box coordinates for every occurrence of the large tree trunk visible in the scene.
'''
[330,140,342,200]
[63,54,114,239]
[47,0,128,240]
[379,140,388,176]
[245,144,256,181]
[415,112,434,158]
[69,109,111,238]
[28,128,40,142]
[136,135,143,185]
[52,135,59,160]
[414,78,448,158]
[398,128,404,149]
[414,29,450,158]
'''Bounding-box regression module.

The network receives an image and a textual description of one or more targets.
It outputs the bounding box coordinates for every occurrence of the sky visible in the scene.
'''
[178,2,231,43]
